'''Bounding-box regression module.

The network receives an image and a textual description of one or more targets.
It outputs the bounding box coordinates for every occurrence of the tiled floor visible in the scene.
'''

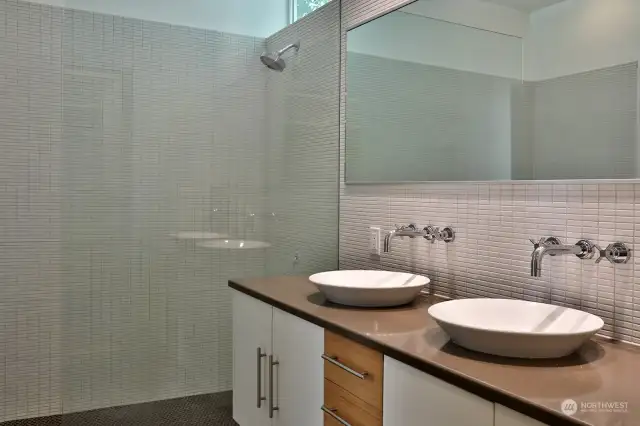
[1,393,237,426]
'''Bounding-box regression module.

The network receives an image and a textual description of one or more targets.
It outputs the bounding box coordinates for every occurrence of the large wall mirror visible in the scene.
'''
[345,0,640,183]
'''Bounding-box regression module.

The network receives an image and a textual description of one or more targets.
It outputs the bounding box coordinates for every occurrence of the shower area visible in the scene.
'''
[0,0,339,424]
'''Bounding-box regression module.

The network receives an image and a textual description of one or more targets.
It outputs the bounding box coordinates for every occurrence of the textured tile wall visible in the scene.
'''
[0,0,269,421]
[339,0,640,345]
[0,1,64,420]
[264,1,341,277]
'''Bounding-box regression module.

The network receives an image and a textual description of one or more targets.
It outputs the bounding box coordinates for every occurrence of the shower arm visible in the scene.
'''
[277,43,300,57]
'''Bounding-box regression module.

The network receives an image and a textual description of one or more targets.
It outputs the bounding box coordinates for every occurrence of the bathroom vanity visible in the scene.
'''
[230,276,639,426]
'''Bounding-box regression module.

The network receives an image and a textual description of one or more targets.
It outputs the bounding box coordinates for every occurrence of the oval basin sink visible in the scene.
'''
[309,270,430,308]
[428,299,604,359]
[197,240,271,250]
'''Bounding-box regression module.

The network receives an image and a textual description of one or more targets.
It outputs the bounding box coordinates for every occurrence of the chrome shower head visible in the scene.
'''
[260,52,286,71]
[260,42,300,71]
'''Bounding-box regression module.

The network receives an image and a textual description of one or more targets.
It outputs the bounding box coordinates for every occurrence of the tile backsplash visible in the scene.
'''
[338,0,640,345]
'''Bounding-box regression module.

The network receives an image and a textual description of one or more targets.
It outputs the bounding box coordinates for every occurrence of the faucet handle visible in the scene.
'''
[394,223,416,231]
[529,237,559,248]
[529,238,544,247]
[424,226,439,243]
[529,237,562,257]
[594,244,605,264]
[595,242,631,265]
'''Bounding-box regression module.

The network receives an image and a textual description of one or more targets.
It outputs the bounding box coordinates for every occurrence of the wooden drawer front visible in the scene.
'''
[323,413,344,426]
[324,379,382,426]
[324,331,383,410]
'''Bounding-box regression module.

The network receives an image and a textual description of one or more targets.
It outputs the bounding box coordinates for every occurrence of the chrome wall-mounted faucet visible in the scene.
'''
[383,224,425,253]
[529,237,631,277]
[529,237,595,277]
[383,223,455,253]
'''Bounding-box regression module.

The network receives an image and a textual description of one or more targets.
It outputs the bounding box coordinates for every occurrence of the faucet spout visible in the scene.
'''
[383,229,397,253]
[383,224,426,253]
[529,237,584,277]
[531,245,549,277]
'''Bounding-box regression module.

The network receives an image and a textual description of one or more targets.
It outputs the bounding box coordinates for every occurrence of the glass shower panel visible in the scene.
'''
[57,4,270,423]
[0,0,339,423]
[265,0,341,277]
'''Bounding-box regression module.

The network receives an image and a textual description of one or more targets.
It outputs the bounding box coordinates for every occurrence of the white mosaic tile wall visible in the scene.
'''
[0,0,269,421]
[339,0,640,345]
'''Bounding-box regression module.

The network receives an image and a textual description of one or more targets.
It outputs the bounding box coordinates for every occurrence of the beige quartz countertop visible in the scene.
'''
[229,276,640,426]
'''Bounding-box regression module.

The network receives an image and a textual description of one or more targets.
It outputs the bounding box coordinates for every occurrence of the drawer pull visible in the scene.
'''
[321,406,352,426]
[322,354,368,380]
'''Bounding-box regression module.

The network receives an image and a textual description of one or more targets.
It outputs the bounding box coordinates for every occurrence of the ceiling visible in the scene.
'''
[480,0,566,12]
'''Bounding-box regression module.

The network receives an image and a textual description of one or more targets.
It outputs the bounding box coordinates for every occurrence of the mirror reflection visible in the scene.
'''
[345,0,639,182]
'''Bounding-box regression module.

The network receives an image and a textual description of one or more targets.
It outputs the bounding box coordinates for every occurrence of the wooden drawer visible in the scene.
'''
[323,413,344,426]
[323,330,383,410]
[324,379,382,426]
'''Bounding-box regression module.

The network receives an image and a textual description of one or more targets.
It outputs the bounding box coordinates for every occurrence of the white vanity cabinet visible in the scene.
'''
[232,290,273,426]
[383,356,494,426]
[233,289,551,426]
[232,290,324,426]
[495,405,548,426]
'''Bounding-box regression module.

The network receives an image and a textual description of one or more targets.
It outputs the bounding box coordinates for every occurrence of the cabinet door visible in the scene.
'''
[495,404,548,426]
[272,307,324,426]
[232,290,273,426]
[383,356,493,426]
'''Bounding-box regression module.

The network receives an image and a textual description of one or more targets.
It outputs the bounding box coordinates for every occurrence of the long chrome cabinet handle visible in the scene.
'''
[269,355,279,418]
[321,406,352,426]
[321,354,368,380]
[256,348,266,408]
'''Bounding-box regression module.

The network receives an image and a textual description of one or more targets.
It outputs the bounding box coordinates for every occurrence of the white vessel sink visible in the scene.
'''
[309,270,430,308]
[197,240,271,250]
[428,299,604,359]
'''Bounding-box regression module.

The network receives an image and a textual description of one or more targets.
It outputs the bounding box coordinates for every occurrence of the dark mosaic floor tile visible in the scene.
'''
[1,392,237,426]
